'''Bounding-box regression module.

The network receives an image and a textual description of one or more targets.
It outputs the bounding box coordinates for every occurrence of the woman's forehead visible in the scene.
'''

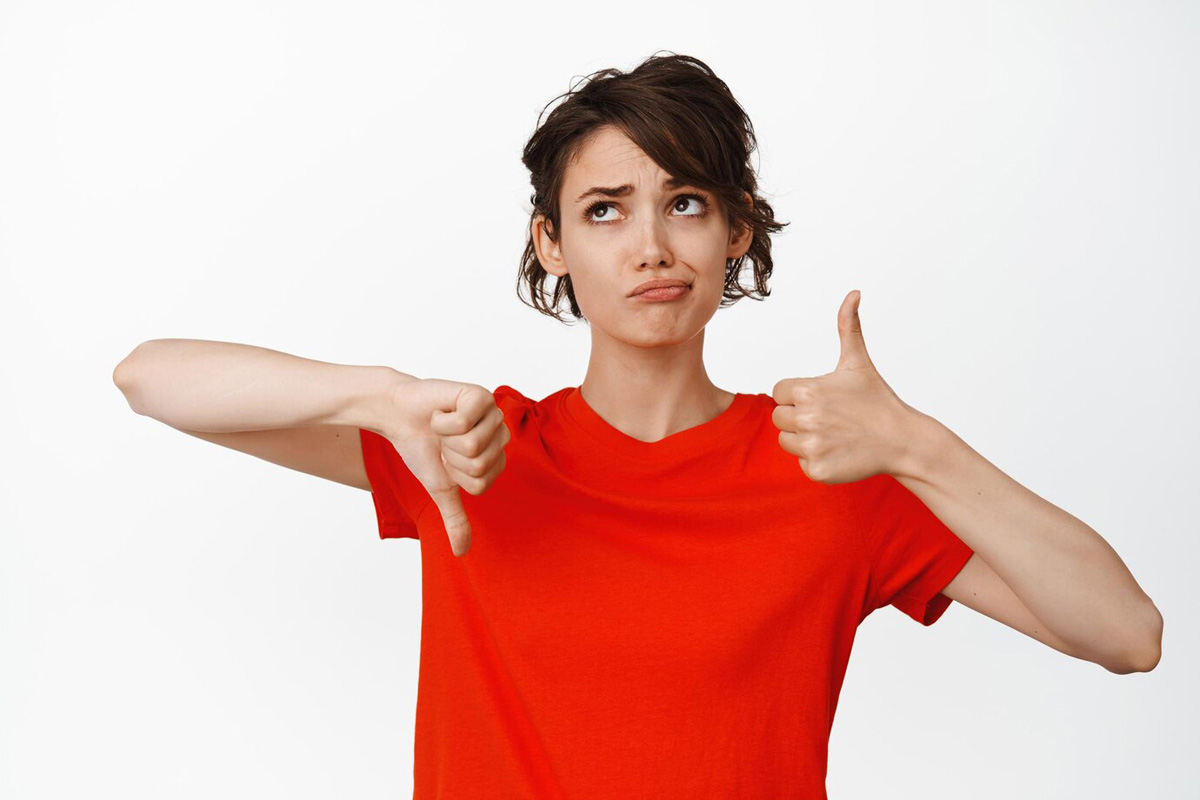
[571,128,660,173]
[563,128,684,201]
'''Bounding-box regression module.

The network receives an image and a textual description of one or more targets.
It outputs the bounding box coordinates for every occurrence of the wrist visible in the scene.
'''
[333,365,418,434]
[891,406,953,484]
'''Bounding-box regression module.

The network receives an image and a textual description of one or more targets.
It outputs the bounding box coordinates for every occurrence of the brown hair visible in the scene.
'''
[517,51,789,324]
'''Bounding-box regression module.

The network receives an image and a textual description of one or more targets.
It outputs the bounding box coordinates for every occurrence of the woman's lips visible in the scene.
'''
[629,278,691,297]
[631,285,690,302]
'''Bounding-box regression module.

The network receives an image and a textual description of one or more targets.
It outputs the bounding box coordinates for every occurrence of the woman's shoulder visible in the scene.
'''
[491,384,575,421]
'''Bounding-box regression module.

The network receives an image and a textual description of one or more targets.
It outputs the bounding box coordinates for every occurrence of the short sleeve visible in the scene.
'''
[493,384,533,424]
[856,473,974,626]
[358,428,432,540]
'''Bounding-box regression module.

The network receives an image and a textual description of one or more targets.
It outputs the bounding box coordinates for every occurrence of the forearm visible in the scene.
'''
[113,338,411,432]
[895,413,1161,667]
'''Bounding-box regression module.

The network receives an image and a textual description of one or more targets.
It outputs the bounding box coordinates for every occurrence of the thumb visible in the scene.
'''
[429,479,472,557]
[835,289,874,371]
[424,384,487,557]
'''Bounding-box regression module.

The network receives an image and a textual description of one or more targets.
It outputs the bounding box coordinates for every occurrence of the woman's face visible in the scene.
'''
[533,125,753,349]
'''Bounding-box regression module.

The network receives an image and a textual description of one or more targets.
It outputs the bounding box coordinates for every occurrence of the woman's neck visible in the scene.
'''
[578,333,734,444]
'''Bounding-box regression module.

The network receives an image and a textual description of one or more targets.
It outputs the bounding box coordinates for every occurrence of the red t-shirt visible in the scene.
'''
[359,384,973,799]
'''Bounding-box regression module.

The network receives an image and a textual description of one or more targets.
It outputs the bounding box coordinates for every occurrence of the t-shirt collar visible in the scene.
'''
[560,386,757,463]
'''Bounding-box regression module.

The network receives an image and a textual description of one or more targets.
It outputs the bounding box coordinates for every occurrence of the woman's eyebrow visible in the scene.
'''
[575,176,689,205]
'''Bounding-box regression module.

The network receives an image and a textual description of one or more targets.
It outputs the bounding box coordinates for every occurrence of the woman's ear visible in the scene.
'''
[726,192,754,260]
[532,214,568,277]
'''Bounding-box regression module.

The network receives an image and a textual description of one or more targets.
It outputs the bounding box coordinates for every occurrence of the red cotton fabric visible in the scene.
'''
[359,384,974,799]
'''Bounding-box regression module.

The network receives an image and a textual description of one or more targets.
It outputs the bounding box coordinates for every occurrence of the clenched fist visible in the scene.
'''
[379,376,511,557]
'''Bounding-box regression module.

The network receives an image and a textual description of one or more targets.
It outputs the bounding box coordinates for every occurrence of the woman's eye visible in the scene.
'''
[673,196,705,216]
[588,203,618,223]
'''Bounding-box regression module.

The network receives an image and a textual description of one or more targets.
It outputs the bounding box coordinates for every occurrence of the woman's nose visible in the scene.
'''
[635,214,673,268]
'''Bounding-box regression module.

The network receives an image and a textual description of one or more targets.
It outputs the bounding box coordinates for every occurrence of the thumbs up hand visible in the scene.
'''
[381,377,511,557]
[771,290,922,485]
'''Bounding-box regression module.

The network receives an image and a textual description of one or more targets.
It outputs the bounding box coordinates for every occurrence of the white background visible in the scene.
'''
[2,1,1196,797]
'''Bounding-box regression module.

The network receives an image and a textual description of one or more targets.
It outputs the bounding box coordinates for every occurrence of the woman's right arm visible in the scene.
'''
[114,339,508,554]
[113,338,411,433]
[112,338,415,490]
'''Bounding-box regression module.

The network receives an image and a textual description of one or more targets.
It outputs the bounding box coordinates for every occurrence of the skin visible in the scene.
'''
[531,124,754,443]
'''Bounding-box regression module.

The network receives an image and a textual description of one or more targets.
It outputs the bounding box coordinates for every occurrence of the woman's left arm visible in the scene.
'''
[894,411,1163,674]
[771,289,1163,675]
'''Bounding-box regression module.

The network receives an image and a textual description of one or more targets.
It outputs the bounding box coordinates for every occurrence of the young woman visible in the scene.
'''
[115,52,1162,799]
